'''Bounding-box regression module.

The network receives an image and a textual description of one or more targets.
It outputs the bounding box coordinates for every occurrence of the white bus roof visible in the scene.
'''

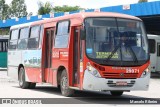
[147,34,160,39]
[10,22,33,30]
[0,36,9,39]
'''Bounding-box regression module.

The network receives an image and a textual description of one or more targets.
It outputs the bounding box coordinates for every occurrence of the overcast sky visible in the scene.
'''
[5,0,160,15]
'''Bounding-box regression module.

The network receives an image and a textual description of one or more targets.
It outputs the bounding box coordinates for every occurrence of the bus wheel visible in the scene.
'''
[29,83,36,89]
[19,67,30,89]
[110,91,123,96]
[60,70,74,97]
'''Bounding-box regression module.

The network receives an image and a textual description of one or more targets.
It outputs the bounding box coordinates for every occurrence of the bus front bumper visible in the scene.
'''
[83,70,150,91]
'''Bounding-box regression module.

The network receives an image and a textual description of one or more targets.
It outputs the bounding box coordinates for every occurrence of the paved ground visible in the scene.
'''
[0,70,160,105]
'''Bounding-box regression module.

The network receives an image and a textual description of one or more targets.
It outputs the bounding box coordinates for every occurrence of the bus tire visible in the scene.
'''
[19,67,30,89]
[29,83,36,89]
[110,91,123,96]
[60,70,74,97]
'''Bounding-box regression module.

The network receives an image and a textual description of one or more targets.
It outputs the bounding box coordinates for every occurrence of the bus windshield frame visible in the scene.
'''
[84,17,149,67]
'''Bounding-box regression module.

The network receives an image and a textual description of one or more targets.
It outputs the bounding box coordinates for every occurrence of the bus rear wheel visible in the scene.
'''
[19,67,30,89]
[110,91,123,96]
[60,70,74,97]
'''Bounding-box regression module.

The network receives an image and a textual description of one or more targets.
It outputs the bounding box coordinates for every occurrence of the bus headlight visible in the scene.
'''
[140,68,150,78]
[87,63,101,78]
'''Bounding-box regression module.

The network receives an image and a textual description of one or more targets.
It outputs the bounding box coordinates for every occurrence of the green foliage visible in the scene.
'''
[8,0,28,18]
[138,0,148,3]
[37,1,83,14]
[38,1,53,15]
[0,0,9,20]
[53,5,83,12]
[2,4,9,19]
[0,28,9,35]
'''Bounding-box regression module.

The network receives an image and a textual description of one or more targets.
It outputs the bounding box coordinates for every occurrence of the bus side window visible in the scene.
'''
[157,44,160,56]
[18,27,29,50]
[3,42,6,52]
[148,39,155,54]
[6,42,8,51]
[4,41,8,52]
[27,26,40,49]
[0,42,2,51]
[54,20,70,48]
[9,29,19,50]
[39,25,44,48]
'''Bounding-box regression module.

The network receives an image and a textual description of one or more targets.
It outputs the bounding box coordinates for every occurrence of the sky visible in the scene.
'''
[5,0,160,15]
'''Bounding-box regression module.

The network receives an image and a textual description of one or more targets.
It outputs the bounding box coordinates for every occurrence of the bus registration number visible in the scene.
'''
[116,81,127,86]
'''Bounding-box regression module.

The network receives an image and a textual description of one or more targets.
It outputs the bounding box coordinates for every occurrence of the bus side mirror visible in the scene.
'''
[80,29,86,40]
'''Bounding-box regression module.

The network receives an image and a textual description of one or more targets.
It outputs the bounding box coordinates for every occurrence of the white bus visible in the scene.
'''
[148,34,160,73]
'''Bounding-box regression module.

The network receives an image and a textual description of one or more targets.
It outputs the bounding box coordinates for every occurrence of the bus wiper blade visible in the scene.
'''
[105,43,121,62]
[127,46,138,63]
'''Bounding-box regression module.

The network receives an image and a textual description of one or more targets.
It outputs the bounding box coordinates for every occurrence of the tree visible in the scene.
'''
[138,0,148,3]
[8,0,27,18]
[37,1,84,15]
[38,1,53,15]
[53,5,83,12]
[2,4,9,19]
[0,0,9,20]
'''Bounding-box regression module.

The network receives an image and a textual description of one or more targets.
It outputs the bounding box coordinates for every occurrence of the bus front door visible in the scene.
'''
[73,26,82,87]
[43,28,55,84]
[156,43,160,72]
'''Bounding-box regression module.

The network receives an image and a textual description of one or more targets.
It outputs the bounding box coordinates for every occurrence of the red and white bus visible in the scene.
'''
[8,12,150,96]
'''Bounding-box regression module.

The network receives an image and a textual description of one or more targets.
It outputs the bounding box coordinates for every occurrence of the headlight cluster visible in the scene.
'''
[140,68,150,78]
[87,62,101,77]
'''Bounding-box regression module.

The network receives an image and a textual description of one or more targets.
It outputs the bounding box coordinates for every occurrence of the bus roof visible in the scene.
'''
[10,22,33,30]
[0,36,9,39]
[32,12,141,25]
[147,34,160,39]
[10,12,141,29]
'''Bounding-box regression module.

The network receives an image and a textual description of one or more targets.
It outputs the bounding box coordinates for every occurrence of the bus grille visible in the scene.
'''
[102,72,138,79]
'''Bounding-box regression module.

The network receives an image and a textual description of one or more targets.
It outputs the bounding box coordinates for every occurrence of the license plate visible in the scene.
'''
[116,81,127,86]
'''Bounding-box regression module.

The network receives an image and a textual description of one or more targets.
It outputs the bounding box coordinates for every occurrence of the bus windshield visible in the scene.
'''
[85,17,149,66]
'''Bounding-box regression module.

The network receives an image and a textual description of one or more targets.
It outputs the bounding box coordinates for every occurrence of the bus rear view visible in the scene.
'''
[83,16,150,96]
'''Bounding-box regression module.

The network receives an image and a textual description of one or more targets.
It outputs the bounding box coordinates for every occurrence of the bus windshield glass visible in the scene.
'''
[85,18,149,66]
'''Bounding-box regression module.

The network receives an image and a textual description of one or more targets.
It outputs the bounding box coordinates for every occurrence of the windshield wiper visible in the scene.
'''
[105,43,121,62]
[127,46,138,63]
[105,43,138,64]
